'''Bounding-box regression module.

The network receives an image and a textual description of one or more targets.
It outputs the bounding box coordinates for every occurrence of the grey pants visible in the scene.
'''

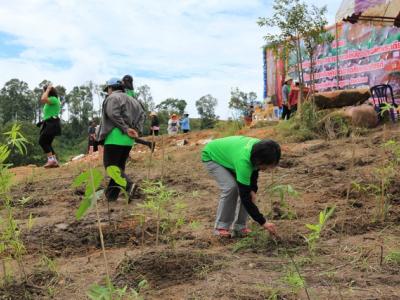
[204,161,248,231]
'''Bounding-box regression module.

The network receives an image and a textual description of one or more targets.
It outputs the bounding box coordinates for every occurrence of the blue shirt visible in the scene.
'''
[180,117,190,130]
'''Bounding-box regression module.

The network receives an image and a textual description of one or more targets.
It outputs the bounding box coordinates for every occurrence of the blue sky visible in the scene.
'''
[0,0,341,118]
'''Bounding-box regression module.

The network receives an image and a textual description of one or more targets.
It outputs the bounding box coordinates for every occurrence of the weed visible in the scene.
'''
[304,206,335,255]
[232,225,271,253]
[87,280,148,300]
[254,285,283,300]
[384,251,400,265]
[282,269,305,294]
[189,220,202,231]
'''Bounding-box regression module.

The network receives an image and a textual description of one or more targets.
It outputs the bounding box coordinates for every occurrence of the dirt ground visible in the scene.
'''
[1,125,400,299]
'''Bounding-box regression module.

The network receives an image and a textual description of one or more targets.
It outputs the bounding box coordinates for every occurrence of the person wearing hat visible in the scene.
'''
[281,77,293,120]
[98,78,140,202]
[167,114,180,135]
[150,112,160,136]
[121,74,155,151]
[179,113,190,133]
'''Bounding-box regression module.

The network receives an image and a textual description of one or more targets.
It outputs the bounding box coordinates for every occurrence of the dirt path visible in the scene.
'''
[2,126,400,299]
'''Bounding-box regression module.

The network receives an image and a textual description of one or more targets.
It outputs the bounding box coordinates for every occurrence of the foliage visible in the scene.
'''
[304,206,335,254]
[195,94,218,129]
[73,168,104,220]
[384,251,400,265]
[229,87,257,116]
[267,184,299,219]
[232,225,271,253]
[138,181,182,245]
[136,85,155,112]
[258,0,330,101]
[87,280,147,300]
[0,79,35,125]
[215,119,243,137]
[282,269,305,293]
[0,124,29,283]
[156,98,187,116]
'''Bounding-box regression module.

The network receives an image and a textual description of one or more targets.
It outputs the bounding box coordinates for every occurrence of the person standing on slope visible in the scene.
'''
[202,136,280,237]
[39,85,62,168]
[98,78,140,202]
[180,113,190,133]
[122,74,155,151]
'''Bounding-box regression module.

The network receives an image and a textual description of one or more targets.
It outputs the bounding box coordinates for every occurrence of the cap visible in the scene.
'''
[106,78,122,87]
[122,75,133,83]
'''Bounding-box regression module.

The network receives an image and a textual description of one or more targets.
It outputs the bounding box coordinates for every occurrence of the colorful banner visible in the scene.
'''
[264,22,400,103]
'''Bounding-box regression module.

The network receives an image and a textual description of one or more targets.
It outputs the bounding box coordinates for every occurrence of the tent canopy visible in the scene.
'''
[336,0,400,27]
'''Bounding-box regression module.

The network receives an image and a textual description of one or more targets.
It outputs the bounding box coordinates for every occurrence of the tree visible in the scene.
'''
[229,88,257,116]
[156,98,187,116]
[137,85,155,112]
[0,79,35,125]
[258,0,330,109]
[66,85,93,135]
[196,94,218,129]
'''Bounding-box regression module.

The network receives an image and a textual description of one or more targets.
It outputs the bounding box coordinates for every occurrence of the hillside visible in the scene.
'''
[2,124,400,300]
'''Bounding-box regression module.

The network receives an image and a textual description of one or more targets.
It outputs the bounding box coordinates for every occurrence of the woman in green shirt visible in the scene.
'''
[202,136,280,237]
[39,85,61,168]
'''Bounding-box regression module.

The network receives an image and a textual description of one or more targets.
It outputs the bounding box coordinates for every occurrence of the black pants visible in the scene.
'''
[38,119,61,154]
[103,145,132,201]
[183,129,189,133]
[290,104,298,115]
[150,130,159,136]
[281,105,291,120]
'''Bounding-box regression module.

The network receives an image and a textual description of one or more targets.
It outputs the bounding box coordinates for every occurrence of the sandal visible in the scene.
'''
[214,228,231,237]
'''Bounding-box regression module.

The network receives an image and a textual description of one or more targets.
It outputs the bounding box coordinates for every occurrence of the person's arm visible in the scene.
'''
[237,182,266,225]
[250,170,259,193]
[237,182,277,235]
[40,85,52,104]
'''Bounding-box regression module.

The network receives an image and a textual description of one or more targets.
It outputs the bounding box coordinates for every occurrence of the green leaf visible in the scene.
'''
[305,224,318,231]
[72,170,89,188]
[106,166,127,188]
[319,211,324,224]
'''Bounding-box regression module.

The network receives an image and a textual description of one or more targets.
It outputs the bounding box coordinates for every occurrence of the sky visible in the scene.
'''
[0,0,342,119]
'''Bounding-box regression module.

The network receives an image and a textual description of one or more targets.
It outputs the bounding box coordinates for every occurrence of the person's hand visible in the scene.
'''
[127,128,138,138]
[250,191,257,203]
[46,84,53,92]
[262,222,277,236]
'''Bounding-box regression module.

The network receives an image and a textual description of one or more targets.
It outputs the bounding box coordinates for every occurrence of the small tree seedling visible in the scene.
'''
[304,206,335,255]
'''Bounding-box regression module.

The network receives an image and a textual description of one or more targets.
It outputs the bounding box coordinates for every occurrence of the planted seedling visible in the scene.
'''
[138,180,180,246]
[267,184,299,220]
[0,124,29,283]
[304,206,335,255]
[73,164,127,293]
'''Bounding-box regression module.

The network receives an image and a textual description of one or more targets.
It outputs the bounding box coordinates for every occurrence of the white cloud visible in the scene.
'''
[0,0,341,118]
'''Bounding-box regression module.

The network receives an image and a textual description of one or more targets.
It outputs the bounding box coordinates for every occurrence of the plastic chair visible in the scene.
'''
[370,84,397,122]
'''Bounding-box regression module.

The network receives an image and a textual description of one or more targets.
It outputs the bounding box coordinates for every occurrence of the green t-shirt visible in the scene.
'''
[126,89,138,98]
[105,128,135,146]
[202,136,260,185]
[43,96,61,120]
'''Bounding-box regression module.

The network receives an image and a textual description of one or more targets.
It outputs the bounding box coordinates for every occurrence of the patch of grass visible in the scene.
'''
[232,225,272,253]
[282,269,305,294]
[384,251,400,265]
